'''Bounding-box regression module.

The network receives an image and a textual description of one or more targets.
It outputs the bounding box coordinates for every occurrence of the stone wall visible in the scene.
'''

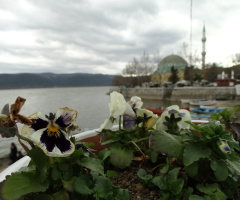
[109,86,237,101]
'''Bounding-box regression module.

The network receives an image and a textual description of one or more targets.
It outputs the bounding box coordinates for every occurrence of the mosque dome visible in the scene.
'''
[156,54,188,73]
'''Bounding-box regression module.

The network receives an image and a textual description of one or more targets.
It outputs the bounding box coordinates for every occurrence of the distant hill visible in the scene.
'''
[0,73,114,89]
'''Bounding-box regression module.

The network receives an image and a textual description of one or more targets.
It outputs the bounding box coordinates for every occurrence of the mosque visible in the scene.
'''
[150,25,206,86]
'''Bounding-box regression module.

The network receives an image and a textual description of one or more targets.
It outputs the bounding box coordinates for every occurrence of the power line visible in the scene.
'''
[190,0,192,66]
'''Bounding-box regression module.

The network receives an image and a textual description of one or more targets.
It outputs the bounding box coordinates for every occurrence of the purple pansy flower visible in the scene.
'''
[21,107,78,157]
[218,140,231,154]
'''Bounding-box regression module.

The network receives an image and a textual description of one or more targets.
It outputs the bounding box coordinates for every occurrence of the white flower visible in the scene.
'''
[99,92,135,131]
[156,105,191,131]
[99,117,115,132]
[128,96,143,109]
[135,108,158,130]
[109,91,127,118]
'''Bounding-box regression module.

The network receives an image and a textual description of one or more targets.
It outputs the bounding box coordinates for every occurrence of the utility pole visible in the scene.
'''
[201,24,206,70]
[190,0,192,66]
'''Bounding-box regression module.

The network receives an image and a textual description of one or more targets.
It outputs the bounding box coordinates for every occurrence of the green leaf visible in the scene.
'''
[27,147,50,183]
[106,170,118,178]
[185,162,198,178]
[62,177,76,192]
[225,158,240,175]
[109,143,133,169]
[98,148,111,161]
[71,147,84,158]
[183,143,211,166]
[51,166,62,181]
[113,188,130,200]
[167,167,181,181]
[210,160,228,181]
[73,174,93,195]
[79,157,104,175]
[150,151,158,163]
[214,191,227,200]
[51,189,69,200]
[168,178,184,195]
[160,164,169,174]
[94,176,113,198]
[152,176,168,190]
[59,163,69,171]
[62,165,73,181]
[196,183,218,194]
[189,195,205,200]
[35,194,54,200]
[149,130,184,159]
[101,136,121,145]
[1,171,49,200]
[137,168,152,183]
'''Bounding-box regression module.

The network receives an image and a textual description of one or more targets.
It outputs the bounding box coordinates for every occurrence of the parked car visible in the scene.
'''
[176,80,191,87]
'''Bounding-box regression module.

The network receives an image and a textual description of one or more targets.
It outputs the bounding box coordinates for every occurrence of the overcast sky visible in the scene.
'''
[0,0,239,75]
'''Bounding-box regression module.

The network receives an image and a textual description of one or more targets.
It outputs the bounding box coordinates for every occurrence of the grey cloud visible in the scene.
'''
[0,0,239,74]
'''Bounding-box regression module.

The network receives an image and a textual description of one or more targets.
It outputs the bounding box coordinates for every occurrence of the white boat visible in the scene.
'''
[189,100,217,106]
[190,107,223,114]
[181,99,202,104]
[191,114,210,119]
[200,105,231,109]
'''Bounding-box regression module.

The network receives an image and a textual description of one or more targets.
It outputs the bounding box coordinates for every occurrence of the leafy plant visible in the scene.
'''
[0,97,129,200]
[210,106,240,141]
[1,93,240,200]
[150,118,240,199]
[99,92,158,169]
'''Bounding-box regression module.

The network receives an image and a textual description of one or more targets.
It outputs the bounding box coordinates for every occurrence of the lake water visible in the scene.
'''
[0,86,182,158]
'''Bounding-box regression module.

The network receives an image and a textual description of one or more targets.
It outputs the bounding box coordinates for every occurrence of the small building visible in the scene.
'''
[151,54,188,85]
[216,78,237,86]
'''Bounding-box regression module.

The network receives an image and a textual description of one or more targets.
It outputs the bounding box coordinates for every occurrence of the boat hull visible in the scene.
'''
[146,107,190,116]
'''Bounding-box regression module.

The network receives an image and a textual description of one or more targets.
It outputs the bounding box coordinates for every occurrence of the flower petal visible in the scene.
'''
[219,140,231,154]
[55,107,78,128]
[124,104,135,117]
[39,129,74,157]
[109,92,127,118]
[146,117,158,130]
[130,96,143,109]
[136,108,158,119]
[123,114,136,131]
[166,105,179,113]
[10,97,26,116]
[40,129,55,152]
[21,112,48,137]
[177,109,191,129]
[99,118,114,132]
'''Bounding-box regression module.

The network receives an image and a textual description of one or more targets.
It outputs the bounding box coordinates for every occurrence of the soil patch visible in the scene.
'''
[110,161,161,200]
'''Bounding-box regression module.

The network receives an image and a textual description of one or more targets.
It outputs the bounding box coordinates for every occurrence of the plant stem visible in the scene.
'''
[133,137,149,143]
[151,163,163,172]
[119,115,122,130]
[127,140,146,158]
[18,137,30,152]
[15,124,35,149]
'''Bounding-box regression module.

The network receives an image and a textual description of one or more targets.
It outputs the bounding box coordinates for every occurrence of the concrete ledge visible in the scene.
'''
[109,86,236,101]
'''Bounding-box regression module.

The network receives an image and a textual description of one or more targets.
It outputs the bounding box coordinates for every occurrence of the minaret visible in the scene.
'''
[201,24,206,70]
